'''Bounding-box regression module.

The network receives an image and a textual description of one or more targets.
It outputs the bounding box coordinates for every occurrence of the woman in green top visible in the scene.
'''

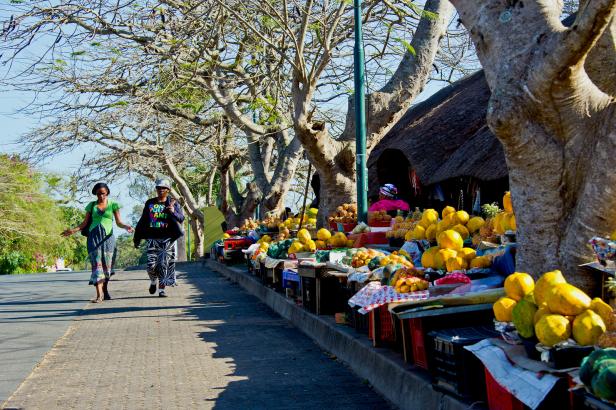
[62,182,133,303]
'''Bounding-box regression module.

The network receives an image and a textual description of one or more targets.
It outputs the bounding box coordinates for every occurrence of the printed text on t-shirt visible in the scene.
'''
[149,203,168,228]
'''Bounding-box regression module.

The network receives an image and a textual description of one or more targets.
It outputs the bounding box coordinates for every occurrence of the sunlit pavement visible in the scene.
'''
[1,265,390,409]
[0,270,92,403]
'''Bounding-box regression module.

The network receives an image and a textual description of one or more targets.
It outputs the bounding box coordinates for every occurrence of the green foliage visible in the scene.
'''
[113,234,145,269]
[0,155,88,273]
[481,202,501,219]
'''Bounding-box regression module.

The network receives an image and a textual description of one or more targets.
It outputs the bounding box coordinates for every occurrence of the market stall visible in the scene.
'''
[210,192,616,409]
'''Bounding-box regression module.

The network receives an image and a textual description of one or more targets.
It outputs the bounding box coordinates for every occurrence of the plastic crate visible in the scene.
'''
[484,368,525,410]
[428,326,499,399]
[369,305,396,344]
[409,318,429,369]
[223,238,252,251]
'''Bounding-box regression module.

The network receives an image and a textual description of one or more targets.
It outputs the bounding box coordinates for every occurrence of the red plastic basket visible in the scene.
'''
[368,305,395,343]
[223,238,252,250]
[484,368,525,410]
[368,220,391,227]
[409,318,429,370]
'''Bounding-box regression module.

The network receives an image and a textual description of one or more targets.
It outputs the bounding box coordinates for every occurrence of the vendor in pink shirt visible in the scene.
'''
[368,184,410,213]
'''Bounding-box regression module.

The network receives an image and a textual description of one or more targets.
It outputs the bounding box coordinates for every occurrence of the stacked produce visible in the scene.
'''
[385,216,413,240]
[240,218,260,231]
[328,203,358,225]
[288,228,317,254]
[492,191,517,235]
[378,251,414,269]
[368,210,392,225]
[492,271,614,347]
[277,225,291,240]
[350,248,386,268]
[579,348,616,402]
[420,230,490,272]
[389,267,429,293]
[261,214,282,230]
[266,239,293,259]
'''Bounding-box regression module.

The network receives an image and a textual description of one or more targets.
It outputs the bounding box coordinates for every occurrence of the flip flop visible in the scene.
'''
[91,298,103,303]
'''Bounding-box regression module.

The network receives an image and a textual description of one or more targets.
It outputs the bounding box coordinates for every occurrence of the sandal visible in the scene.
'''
[91,297,103,303]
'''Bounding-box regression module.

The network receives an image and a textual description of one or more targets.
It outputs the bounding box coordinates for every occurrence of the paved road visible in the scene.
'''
[0,271,93,403]
[2,265,390,409]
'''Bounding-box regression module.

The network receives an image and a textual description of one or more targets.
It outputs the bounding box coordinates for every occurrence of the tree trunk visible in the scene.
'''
[188,216,205,259]
[450,0,616,291]
[292,0,453,224]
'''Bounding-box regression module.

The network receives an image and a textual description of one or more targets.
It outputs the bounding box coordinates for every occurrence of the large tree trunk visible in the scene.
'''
[293,0,454,223]
[450,0,616,291]
[188,216,204,259]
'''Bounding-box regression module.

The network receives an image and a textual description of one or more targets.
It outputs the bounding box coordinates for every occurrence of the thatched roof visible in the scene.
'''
[368,70,508,194]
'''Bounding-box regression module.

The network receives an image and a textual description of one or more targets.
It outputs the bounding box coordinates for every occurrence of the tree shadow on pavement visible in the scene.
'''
[179,265,390,410]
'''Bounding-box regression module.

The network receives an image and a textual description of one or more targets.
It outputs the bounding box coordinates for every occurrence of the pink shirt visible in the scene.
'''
[368,199,410,212]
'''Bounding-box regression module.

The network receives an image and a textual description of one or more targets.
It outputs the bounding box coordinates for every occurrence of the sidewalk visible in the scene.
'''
[2,264,390,409]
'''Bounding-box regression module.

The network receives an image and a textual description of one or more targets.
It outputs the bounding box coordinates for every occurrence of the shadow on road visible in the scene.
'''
[177,265,388,410]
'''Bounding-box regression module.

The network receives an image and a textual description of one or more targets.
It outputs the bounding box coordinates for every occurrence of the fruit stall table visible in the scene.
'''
[297,262,350,315]
[389,288,504,367]
[260,256,298,291]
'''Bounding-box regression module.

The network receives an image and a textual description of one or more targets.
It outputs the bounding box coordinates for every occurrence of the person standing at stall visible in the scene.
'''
[368,184,410,214]
[62,182,133,303]
[133,178,185,297]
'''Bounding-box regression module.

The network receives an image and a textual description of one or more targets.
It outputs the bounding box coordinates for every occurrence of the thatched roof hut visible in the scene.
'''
[368,70,509,210]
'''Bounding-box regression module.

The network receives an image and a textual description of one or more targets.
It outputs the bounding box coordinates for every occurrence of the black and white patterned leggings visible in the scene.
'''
[146,239,177,287]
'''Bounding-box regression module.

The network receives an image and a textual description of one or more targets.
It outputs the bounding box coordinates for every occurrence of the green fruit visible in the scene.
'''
[591,363,616,401]
[580,348,616,385]
[512,299,538,338]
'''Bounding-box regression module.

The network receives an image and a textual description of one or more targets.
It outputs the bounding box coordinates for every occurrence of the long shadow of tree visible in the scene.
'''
[179,264,390,410]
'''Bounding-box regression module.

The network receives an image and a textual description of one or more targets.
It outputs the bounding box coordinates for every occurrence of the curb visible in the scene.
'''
[205,260,470,410]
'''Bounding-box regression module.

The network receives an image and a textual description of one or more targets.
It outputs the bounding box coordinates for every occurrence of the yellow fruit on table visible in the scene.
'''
[535,314,571,346]
[454,210,470,225]
[546,282,592,316]
[306,239,317,252]
[503,191,513,213]
[534,270,567,306]
[467,216,485,233]
[288,241,304,254]
[417,219,431,229]
[422,209,439,226]
[435,249,457,270]
[572,310,606,346]
[259,242,270,251]
[501,212,516,232]
[317,228,332,241]
[470,255,491,269]
[493,213,505,235]
[493,297,517,322]
[421,246,440,269]
[315,240,326,249]
[442,206,456,219]
[411,225,426,240]
[346,239,355,248]
[458,247,476,261]
[452,224,470,240]
[425,224,437,241]
[534,305,551,325]
[438,229,464,250]
[297,228,311,244]
[446,256,467,272]
[504,272,535,301]
[590,297,614,324]
[404,230,414,242]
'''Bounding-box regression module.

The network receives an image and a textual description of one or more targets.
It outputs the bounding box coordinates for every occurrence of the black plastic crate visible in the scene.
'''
[428,325,499,400]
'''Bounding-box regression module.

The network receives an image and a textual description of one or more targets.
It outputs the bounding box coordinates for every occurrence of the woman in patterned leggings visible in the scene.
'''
[133,179,185,297]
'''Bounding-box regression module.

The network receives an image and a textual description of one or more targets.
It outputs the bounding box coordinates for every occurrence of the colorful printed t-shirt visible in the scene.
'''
[85,200,120,235]
[149,201,170,229]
